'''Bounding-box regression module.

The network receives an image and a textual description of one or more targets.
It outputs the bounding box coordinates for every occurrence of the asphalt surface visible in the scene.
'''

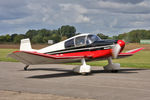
[0,62,150,100]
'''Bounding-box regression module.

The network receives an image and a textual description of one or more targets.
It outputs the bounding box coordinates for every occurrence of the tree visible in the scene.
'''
[11,34,18,43]
[113,29,150,43]
[0,35,6,43]
[58,25,76,39]
[0,25,77,44]
[5,34,11,42]
[26,30,38,39]
[14,34,25,43]
[51,31,61,43]
[32,35,43,43]
[97,33,109,39]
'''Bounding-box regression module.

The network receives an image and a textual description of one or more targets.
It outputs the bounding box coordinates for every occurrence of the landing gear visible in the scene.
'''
[111,70,119,73]
[24,65,29,71]
[103,57,120,72]
[73,58,91,74]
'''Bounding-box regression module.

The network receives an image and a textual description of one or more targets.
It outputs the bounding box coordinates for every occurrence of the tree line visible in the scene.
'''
[0,25,150,44]
[0,25,76,44]
[113,29,150,43]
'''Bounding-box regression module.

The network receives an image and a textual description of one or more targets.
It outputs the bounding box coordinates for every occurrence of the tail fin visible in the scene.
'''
[20,38,32,51]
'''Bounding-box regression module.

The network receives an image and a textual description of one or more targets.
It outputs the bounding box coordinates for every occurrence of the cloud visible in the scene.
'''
[103,0,144,4]
[59,3,90,23]
[96,0,150,14]
[0,0,150,36]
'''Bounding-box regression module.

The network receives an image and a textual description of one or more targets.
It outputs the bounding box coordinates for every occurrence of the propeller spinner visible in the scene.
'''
[112,40,125,59]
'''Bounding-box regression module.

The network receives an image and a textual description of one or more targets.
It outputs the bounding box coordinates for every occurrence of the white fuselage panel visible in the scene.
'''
[37,33,90,53]
[38,41,65,53]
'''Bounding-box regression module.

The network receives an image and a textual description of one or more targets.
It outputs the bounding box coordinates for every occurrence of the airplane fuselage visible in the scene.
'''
[37,34,125,60]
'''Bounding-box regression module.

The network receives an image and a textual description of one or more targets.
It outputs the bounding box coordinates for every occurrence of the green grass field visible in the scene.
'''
[89,51,150,68]
[0,49,150,68]
[68,51,150,69]
[0,49,18,62]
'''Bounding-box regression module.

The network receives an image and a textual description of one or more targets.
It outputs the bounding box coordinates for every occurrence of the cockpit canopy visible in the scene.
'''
[65,34,101,48]
[86,35,101,44]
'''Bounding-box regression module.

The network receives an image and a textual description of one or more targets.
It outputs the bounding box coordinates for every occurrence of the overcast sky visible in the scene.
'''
[0,0,150,36]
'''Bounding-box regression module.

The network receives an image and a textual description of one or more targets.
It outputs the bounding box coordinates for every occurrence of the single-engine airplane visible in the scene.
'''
[8,33,144,74]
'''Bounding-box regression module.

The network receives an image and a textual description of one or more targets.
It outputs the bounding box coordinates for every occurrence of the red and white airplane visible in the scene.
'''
[8,33,144,74]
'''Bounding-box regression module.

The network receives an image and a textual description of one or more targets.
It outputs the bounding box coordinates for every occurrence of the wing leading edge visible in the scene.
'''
[118,48,144,58]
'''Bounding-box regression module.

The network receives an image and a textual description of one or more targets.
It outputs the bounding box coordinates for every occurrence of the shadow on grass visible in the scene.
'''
[26,67,148,79]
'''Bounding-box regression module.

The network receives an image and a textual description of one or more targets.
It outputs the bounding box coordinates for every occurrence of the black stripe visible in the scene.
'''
[45,45,113,55]
[45,40,117,55]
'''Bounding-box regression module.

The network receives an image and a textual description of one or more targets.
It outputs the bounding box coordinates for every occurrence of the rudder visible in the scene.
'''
[20,38,32,51]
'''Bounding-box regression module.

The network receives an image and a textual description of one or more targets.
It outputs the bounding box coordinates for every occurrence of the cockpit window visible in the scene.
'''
[65,38,75,48]
[75,36,86,47]
[86,35,101,44]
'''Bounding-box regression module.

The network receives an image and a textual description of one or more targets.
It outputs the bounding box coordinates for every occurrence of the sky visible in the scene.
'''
[0,0,150,36]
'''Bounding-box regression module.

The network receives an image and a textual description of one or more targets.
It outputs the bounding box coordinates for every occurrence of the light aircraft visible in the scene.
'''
[8,33,144,74]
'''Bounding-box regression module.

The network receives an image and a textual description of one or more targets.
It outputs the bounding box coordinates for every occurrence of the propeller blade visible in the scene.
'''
[112,44,121,59]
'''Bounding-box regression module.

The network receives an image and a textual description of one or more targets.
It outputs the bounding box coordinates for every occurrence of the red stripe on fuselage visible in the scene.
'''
[13,49,112,59]
[52,49,112,59]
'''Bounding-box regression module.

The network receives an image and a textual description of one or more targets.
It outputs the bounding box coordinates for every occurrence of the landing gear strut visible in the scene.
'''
[24,65,29,71]
[73,58,91,74]
[103,57,120,72]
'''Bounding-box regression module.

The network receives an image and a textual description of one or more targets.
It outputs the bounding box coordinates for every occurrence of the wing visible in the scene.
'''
[8,48,144,65]
[8,51,85,65]
[118,48,144,58]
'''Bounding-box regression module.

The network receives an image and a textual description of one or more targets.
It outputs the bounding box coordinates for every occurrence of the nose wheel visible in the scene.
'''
[103,57,120,72]
[24,65,29,70]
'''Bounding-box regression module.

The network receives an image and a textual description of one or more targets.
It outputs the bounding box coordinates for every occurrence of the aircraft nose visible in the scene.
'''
[117,40,125,48]
[111,40,125,59]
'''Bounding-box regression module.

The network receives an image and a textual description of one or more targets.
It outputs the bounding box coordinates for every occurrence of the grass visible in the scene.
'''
[0,48,150,68]
[68,51,150,69]
[0,49,18,62]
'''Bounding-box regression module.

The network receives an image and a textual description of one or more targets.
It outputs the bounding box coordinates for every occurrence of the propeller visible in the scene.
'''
[112,40,125,59]
[112,43,121,59]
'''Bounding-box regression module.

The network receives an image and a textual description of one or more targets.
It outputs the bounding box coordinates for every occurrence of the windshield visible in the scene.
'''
[86,35,101,44]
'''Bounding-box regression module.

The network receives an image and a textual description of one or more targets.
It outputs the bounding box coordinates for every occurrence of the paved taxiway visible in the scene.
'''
[0,62,150,100]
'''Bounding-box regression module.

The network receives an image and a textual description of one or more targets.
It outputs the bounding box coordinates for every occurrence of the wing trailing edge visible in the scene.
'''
[8,51,84,65]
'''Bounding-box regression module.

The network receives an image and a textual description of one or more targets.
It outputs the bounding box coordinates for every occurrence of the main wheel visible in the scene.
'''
[24,65,29,71]
[111,70,119,73]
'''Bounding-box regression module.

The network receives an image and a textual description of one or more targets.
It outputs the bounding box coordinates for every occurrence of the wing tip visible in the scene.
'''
[126,47,144,53]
